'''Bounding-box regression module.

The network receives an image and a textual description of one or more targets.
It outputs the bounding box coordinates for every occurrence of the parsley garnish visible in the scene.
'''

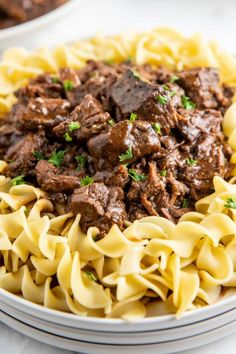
[130,113,137,122]
[131,69,141,80]
[169,90,176,98]
[160,170,167,177]
[85,271,97,282]
[182,198,189,208]
[186,158,198,166]
[68,122,81,132]
[108,119,115,127]
[33,151,44,161]
[81,176,94,187]
[63,80,74,91]
[169,75,179,83]
[48,150,67,167]
[128,169,147,182]
[153,123,162,135]
[156,95,168,105]
[162,84,170,91]
[51,76,59,84]
[75,155,87,169]
[224,197,236,209]
[64,133,72,142]
[12,175,25,186]
[119,146,133,162]
[181,95,196,110]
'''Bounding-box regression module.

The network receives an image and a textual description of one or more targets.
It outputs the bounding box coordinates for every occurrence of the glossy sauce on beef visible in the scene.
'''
[0,60,234,233]
[0,0,67,29]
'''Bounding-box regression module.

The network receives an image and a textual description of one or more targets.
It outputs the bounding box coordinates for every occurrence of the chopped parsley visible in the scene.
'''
[85,271,97,282]
[51,76,59,84]
[48,150,67,167]
[33,151,44,161]
[155,95,168,105]
[169,90,176,98]
[119,146,133,162]
[130,112,137,122]
[162,84,170,91]
[80,176,94,187]
[63,80,74,91]
[68,122,81,132]
[128,169,147,182]
[182,198,189,208]
[75,155,87,170]
[181,95,196,110]
[64,132,72,142]
[131,69,141,80]
[108,119,115,127]
[24,207,29,216]
[153,122,162,135]
[169,75,179,83]
[224,197,236,209]
[160,170,167,177]
[186,158,198,166]
[12,175,25,186]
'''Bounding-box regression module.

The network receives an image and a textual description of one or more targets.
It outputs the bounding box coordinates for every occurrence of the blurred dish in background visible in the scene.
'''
[0,0,68,29]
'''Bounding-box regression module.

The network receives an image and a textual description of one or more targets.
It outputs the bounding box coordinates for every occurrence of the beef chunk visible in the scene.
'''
[88,120,160,170]
[5,132,46,177]
[178,68,232,110]
[35,160,81,192]
[71,182,126,233]
[93,165,129,188]
[14,97,70,131]
[53,94,110,140]
[109,69,179,133]
[177,108,223,143]
[0,123,22,159]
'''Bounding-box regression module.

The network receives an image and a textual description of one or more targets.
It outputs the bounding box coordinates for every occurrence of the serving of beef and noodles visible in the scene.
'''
[0,0,67,29]
[1,29,236,320]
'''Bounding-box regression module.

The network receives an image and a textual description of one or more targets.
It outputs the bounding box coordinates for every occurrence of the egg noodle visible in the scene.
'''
[1,28,236,320]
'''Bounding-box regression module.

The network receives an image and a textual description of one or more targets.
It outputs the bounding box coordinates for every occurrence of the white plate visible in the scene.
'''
[0,0,82,50]
[1,299,236,345]
[1,310,236,354]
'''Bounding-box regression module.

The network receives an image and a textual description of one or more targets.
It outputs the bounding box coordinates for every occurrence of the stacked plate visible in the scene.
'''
[0,289,236,354]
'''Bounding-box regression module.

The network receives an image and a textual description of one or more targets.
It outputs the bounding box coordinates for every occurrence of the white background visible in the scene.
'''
[0,0,236,353]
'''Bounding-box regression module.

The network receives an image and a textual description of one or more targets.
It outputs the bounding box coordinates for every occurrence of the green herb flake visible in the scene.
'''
[128,169,147,182]
[160,170,167,177]
[85,271,97,282]
[169,75,179,83]
[68,122,81,132]
[63,80,74,91]
[33,151,44,161]
[182,198,189,208]
[181,95,196,110]
[186,158,198,166]
[155,95,169,105]
[162,84,170,91]
[131,69,141,80]
[80,176,94,187]
[108,119,115,127]
[24,207,29,216]
[64,132,72,142]
[130,113,137,122]
[119,146,133,162]
[75,155,87,170]
[12,175,25,186]
[153,123,162,135]
[169,90,176,98]
[224,197,236,209]
[48,150,67,167]
[51,76,59,84]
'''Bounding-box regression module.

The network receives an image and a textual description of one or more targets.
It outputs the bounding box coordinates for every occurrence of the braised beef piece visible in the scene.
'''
[0,0,67,29]
[14,97,70,131]
[88,120,160,170]
[71,182,126,233]
[178,68,233,111]
[109,69,181,133]
[53,94,111,141]
[35,160,82,192]
[0,61,234,233]
[5,131,46,177]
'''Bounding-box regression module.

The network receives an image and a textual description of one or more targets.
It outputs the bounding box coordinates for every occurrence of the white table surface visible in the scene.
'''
[0,0,236,353]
